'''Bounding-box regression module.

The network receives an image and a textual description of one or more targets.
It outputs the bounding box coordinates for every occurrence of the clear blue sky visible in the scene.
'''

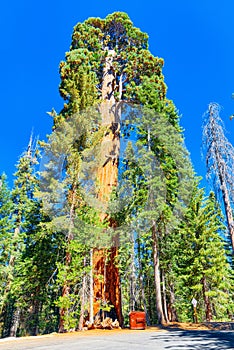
[1,0,234,188]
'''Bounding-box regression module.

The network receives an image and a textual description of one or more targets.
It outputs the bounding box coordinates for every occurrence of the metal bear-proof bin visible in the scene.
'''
[129,311,146,330]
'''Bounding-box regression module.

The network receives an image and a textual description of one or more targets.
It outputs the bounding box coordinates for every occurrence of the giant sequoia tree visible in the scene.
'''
[46,12,187,328]
[38,12,198,330]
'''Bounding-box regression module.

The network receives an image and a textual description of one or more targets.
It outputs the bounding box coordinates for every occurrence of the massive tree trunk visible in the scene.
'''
[92,49,123,326]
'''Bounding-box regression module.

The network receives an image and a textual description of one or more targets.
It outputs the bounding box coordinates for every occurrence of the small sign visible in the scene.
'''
[191,298,197,307]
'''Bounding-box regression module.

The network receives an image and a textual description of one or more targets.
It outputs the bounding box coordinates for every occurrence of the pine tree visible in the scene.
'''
[172,186,234,322]
[1,136,66,337]
[0,137,60,337]
[0,174,14,336]
[5,137,39,337]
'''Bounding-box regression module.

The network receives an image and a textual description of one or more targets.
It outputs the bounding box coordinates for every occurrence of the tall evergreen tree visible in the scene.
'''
[0,174,14,336]
[0,137,60,337]
[6,137,39,337]
[39,12,197,328]
[171,186,234,322]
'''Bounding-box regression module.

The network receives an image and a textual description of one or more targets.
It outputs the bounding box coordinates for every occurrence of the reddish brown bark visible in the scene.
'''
[92,49,123,326]
[92,112,123,324]
[93,246,122,325]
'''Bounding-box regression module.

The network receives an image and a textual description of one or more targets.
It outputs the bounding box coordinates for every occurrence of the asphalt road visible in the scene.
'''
[1,328,234,350]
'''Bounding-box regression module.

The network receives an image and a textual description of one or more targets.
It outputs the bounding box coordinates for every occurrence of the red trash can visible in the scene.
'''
[129,311,146,330]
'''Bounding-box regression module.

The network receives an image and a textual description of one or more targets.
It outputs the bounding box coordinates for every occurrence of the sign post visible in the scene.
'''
[191,298,198,323]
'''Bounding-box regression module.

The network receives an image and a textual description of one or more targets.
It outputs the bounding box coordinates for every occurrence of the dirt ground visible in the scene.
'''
[163,322,234,331]
[47,321,234,339]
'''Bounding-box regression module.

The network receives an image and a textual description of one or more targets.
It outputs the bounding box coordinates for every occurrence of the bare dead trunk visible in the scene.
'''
[209,110,234,252]
[220,180,234,251]
[215,158,234,251]
[161,270,169,323]
[152,221,165,324]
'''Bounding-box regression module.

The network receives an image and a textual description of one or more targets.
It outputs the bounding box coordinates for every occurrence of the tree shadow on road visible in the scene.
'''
[150,328,234,350]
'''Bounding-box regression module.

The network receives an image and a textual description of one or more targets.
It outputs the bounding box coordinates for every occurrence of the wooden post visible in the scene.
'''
[191,298,198,323]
